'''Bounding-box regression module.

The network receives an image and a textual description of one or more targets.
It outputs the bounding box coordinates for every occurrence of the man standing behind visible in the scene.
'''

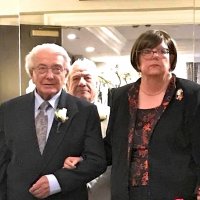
[65,58,111,200]
[0,43,106,200]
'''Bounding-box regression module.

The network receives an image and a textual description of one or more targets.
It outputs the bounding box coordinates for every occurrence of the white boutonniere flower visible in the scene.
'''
[176,88,184,101]
[55,108,69,123]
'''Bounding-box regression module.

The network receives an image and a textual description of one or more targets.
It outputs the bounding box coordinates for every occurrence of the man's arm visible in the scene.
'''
[53,104,107,193]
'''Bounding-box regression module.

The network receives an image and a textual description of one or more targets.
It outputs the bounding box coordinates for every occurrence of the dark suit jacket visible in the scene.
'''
[105,77,200,200]
[0,90,106,200]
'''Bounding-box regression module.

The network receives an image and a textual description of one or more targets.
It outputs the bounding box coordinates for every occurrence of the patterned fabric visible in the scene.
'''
[131,107,161,186]
[35,101,49,154]
[127,75,176,186]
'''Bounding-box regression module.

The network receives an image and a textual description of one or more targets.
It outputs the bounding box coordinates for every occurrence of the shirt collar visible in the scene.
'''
[34,89,62,111]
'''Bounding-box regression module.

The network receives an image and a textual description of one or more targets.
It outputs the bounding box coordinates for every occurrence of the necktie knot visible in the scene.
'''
[39,101,50,111]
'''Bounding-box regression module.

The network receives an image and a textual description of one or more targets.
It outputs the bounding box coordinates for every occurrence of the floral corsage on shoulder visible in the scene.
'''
[55,108,69,123]
[176,88,184,101]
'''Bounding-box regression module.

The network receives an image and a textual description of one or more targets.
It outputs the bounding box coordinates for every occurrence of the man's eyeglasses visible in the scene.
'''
[33,65,65,75]
[138,48,170,59]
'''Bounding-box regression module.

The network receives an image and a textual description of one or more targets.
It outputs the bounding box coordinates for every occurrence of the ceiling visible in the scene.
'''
[1,1,200,64]
[61,24,200,63]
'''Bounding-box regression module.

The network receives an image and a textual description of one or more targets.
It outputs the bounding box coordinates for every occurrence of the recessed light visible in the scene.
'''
[67,33,77,40]
[85,47,95,52]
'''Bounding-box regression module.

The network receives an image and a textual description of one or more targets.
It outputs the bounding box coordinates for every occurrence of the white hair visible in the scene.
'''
[69,58,97,78]
[25,43,71,77]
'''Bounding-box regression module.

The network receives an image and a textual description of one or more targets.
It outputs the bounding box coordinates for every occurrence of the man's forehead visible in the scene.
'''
[73,69,91,75]
[71,66,95,76]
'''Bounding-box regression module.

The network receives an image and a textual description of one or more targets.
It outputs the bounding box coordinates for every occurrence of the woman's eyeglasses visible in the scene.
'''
[138,48,170,59]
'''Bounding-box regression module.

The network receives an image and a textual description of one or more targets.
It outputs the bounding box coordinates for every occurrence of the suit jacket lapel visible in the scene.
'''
[18,93,44,160]
[42,90,78,167]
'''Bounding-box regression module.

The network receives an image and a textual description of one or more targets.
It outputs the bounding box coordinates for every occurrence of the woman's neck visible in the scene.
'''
[140,73,171,96]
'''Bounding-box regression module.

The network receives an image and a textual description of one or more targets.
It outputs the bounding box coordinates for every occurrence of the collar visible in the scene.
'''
[34,89,62,111]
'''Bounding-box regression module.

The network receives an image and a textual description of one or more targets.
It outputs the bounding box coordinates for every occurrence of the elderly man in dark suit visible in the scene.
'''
[65,58,111,200]
[0,43,106,200]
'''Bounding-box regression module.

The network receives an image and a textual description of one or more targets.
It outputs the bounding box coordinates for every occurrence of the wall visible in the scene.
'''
[0,25,19,103]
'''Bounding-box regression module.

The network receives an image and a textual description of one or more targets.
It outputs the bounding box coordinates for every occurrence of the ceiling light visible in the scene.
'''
[67,33,76,40]
[85,47,95,52]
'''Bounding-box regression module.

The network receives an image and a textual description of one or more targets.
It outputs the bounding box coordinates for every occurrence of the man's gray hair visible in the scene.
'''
[69,58,97,77]
[25,43,71,77]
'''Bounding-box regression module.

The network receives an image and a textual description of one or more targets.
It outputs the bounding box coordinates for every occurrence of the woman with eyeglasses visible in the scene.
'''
[104,29,200,200]
[63,29,200,200]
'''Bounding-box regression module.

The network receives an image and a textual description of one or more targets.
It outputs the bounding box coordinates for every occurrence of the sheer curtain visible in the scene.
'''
[186,62,200,84]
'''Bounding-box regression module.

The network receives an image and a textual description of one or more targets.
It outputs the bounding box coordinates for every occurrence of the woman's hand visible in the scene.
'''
[63,156,83,169]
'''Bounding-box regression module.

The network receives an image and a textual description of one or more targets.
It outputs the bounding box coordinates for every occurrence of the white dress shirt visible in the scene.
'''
[34,90,62,195]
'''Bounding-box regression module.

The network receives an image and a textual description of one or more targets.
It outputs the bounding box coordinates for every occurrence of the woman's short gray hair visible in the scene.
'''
[25,43,71,77]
